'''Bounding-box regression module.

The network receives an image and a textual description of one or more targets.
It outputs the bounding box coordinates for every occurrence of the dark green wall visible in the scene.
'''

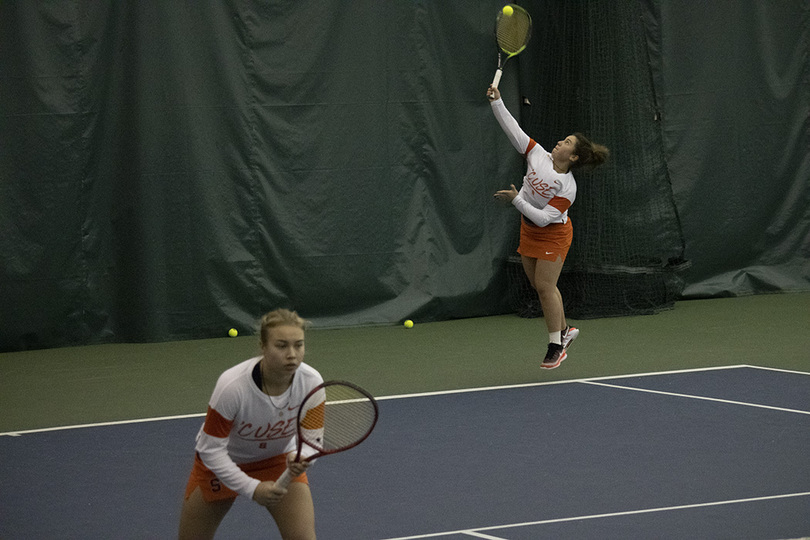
[1,0,807,351]
[643,0,810,297]
[1,1,524,350]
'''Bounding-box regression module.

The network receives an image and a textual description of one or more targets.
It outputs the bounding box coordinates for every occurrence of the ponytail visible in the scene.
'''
[572,132,609,171]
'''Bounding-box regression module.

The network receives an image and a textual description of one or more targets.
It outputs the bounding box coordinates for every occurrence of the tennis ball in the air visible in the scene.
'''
[228,328,238,337]
[503,5,513,16]
[404,320,414,329]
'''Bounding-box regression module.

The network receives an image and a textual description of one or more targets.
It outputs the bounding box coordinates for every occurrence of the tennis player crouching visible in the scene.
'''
[488,85,609,369]
[178,309,322,540]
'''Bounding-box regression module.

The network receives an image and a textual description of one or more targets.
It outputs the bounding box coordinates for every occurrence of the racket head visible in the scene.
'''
[495,4,532,56]
[294,380,379,461]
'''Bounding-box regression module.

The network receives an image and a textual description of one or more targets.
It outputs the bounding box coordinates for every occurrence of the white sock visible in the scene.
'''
[549,331,562,345]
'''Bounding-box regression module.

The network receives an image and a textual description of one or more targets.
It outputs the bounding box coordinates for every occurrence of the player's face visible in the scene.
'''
[552,135,579,165]
[261,324,305,376]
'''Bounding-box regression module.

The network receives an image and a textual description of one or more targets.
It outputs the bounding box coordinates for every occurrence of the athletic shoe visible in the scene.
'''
[541,343,567,369]
[562,325,579,350]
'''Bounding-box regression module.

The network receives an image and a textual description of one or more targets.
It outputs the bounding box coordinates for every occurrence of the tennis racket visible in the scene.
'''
[275,380,379,490]
[491,4,533,89]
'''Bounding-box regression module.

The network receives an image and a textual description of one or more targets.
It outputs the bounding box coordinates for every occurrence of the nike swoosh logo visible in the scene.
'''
[545,251,554,255]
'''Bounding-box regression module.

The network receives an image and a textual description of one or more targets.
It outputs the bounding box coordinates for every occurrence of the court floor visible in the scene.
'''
[1,364,808,539]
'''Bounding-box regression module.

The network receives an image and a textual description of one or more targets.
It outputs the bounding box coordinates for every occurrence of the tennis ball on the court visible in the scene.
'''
[503,5,513,16]
[404,319,414,329]
[228,328,238,337]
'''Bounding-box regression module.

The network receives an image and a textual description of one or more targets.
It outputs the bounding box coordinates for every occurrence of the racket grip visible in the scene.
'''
[275,467,293,490]
[491,69,503,89]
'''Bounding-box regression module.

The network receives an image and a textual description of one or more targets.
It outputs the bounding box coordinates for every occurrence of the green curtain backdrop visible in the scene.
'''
[2,0,807,352]
[643,0,810,297]
[1,1,523,350]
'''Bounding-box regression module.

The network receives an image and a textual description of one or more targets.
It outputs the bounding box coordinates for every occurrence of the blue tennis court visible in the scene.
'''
[1,365,808,539]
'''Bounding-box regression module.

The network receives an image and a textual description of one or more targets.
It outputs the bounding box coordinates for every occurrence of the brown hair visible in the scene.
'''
[572,132,609,171]
[259,309,309,347]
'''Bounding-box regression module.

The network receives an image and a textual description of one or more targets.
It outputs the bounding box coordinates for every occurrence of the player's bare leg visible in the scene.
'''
[178,487,235,540]
[523,254,568,368]
[554,286,567,331]
[267,482,316,540]
[521,255,565,333]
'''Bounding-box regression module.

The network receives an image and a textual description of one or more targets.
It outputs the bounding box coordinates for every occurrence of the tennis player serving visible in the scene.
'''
[178,309,320,540]
[488,85,609,369]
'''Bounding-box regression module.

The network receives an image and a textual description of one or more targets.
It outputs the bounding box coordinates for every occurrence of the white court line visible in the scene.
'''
[581,380,810,415]
[380,492,810,540]
[744,364,810,376]
[462,532,507,540]
[2,364,806,437]
[1,365,743,436]
[374,364,751,402]
[0,413,205,437]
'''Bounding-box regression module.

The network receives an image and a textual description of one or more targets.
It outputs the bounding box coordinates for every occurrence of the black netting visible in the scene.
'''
[509,0,688,319]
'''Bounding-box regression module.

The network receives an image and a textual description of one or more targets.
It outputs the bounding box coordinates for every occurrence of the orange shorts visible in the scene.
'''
[184,453,309,502]
[517,216,573,262]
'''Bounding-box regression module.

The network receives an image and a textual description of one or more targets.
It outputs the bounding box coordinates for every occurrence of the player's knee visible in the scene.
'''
[535,283,556,302]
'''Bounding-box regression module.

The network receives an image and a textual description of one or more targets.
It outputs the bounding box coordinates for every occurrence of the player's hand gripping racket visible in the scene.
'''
[491,4,533,89]
[275,381,379,491]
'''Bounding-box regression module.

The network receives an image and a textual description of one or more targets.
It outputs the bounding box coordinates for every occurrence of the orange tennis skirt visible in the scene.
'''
[184,453,309,502]
[517,216,573,262]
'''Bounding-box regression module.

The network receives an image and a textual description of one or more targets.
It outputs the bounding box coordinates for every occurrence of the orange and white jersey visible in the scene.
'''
[491,98,576,227]
[194,357,323,498]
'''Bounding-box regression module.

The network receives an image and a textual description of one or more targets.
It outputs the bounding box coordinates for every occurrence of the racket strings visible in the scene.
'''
[322,401,376,449]
[299,385,377,452]
[496,13,532,54]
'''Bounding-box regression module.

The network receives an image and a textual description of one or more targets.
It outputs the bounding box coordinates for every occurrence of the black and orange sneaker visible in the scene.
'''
[562,325,579,350]
[541,343,567,369]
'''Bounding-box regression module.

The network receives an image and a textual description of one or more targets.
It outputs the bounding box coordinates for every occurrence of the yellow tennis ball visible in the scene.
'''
[228,328,238,337]
[404,320,414,329]
[503,5,513,16]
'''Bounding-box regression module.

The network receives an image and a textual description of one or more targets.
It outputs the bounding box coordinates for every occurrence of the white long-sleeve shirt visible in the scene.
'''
[194,357,323,498]
[490,98,576,226]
